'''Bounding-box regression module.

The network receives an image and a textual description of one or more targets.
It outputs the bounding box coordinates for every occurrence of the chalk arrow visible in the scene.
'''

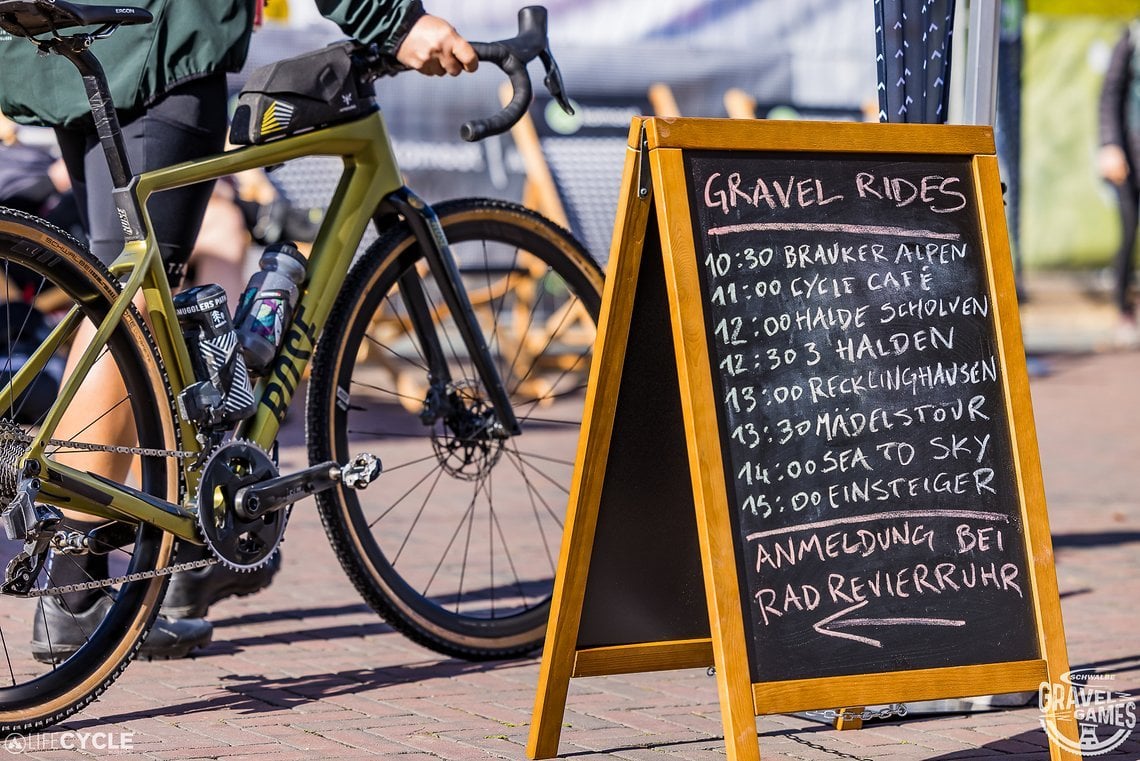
[813,601,966,648]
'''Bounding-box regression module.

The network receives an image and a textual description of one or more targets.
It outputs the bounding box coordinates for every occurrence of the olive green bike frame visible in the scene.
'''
[12,112,404,541]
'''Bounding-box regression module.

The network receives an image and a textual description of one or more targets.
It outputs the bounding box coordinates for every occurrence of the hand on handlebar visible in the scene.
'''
[375,6,571,142]
[395,14,478,77]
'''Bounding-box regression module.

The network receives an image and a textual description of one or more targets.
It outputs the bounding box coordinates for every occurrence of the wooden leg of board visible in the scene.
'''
[834,708,863,731]
[527,124,651,759]
[526,629,575,758]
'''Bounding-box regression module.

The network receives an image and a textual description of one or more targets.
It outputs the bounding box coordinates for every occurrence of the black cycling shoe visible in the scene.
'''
[161,550,282,620]
[31,594,212,664]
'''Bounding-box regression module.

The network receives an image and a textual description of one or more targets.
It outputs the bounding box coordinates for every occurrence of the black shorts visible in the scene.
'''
[54,72,229,286]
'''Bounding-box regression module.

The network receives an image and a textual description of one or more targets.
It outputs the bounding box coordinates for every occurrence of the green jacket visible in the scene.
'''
[0,0,422,128]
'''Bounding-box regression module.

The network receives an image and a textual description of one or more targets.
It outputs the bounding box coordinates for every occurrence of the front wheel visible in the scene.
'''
[308,199,603,659]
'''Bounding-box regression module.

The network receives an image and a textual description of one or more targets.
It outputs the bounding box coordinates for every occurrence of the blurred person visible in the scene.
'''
[0,0,478,660]
[1098,21,1140,348]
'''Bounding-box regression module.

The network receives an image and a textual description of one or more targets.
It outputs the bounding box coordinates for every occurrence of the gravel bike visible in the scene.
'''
[0,0,602,731]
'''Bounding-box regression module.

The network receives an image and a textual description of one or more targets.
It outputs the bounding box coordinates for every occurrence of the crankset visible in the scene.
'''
[196,439,286,572]
[196,441,382,571]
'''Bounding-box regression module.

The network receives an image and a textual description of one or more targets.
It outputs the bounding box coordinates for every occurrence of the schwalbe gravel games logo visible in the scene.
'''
[1039,669,1137,756]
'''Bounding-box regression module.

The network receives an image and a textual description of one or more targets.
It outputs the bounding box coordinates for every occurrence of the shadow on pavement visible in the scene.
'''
[200,619,397,655]
[1051,530,1140,549]
[208,602,374,628]
[925,729,1140,760]
[63,657,529,729]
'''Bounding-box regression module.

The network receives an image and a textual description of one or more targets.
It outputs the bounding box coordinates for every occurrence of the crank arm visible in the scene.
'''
[235,453,381,520]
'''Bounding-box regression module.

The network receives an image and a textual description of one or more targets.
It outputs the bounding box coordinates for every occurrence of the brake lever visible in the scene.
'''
[539,49,573,115]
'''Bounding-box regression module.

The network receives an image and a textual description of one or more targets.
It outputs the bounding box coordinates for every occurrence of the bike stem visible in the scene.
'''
[382,189,522,437]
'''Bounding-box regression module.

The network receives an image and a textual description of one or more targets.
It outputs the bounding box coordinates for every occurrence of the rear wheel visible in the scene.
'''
[0,208,175,732]
[308,199,602,658]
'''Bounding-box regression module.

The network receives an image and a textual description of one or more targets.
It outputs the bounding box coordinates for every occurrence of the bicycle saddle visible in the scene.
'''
[0,0,150,38]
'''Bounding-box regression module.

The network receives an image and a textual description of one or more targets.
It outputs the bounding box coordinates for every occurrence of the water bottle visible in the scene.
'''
[233,241,307,374]
[173,284,257,427]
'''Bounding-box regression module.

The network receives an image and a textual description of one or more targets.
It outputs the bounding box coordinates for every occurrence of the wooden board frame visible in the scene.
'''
[527,117,1078,761]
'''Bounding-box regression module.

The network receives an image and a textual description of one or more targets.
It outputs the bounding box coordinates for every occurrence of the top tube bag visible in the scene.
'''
[230,40,377,145]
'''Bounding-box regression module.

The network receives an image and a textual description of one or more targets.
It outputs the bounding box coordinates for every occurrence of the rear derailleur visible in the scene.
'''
[0,476,58,595]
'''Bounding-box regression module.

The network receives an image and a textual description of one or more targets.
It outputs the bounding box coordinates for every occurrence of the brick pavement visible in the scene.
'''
[6,290,1140,760]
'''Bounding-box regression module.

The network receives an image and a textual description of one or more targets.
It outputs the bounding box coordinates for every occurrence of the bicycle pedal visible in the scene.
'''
[340,453,382,490]
[234,454,381,520]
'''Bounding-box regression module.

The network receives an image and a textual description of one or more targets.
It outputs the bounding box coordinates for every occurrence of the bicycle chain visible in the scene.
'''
[0,422,196,460]
[0,421,205,596]
[804,704,909,722]
[26,557,219,598]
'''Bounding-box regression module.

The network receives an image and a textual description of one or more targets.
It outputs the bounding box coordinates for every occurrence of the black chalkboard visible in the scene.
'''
[684,150,1040,684]
[576,219,710,649]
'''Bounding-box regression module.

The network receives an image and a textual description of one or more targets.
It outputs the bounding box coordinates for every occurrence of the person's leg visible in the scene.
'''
[188,182,250,303]
[1111,172,1140,348]
[53,73,230,485]
[1113,174,1139,320]
[39,74,228,656]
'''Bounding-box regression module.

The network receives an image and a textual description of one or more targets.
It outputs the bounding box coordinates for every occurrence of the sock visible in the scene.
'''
[45,549,108,612]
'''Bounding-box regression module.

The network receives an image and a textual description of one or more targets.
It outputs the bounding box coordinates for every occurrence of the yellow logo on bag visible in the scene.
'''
[260,100,295,136]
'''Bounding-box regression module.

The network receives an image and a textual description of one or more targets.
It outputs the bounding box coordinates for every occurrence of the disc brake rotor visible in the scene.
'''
[430,380,504,481]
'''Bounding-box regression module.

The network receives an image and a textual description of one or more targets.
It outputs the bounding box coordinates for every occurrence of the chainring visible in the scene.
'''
[196,439,286,572]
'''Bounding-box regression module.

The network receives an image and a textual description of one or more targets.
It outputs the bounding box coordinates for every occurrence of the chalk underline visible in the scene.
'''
[746,509,1009,541]
[707,222,962,241]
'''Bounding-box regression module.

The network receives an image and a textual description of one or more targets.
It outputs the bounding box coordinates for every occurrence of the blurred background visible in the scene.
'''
[249,1,1139,333]
[6,0,1135,348]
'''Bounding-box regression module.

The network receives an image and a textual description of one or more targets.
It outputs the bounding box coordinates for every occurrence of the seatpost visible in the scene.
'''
[44,37,132,189]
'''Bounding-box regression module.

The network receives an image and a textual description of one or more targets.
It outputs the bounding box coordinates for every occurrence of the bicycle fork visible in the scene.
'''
[382,188,522,438]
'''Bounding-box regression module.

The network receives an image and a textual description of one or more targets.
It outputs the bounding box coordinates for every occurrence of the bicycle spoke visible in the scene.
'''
[502,269,551,394]
[513,353,592,424]
[423,491,477,599]
[364,289,431,374]
[474,239,509,374]
[46,389,132,452]
[486,477,532,612]
[349,376,427,406]
[369,459,444,535]
[506,448,575,467]
[510,302,588,402]
[1,626,14,686]
[514,414,586,427]
[495,447,560,580]
[455,480,479,614]
[505,443,572,501]
[505,447,567,529]
[420,273,475,386]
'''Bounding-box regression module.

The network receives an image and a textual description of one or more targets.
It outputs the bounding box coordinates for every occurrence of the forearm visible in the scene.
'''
[312,0,425,54]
